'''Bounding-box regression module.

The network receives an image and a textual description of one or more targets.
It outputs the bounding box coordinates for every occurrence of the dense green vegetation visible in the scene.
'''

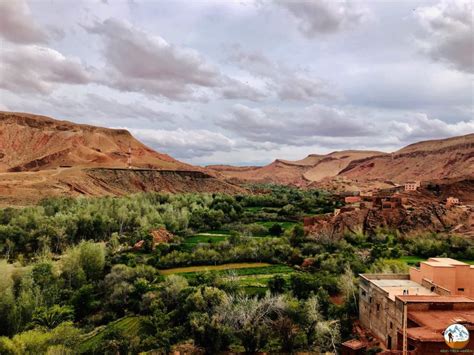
[0,185,472,354]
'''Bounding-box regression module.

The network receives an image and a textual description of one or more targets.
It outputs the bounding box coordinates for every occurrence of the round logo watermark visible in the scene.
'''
[444,323,470,350]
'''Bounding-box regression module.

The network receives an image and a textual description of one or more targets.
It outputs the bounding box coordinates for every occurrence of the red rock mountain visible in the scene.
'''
[208,150,385,186]
[339,134,474,182]
[0,112,243,205]
[209,135,474,187]
[0,111,191,172]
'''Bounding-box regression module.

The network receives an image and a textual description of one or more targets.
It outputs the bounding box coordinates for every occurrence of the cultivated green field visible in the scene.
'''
[79,316,143,353]
[255,221,299,230]
[182,233,228,249]
[158,262,273,275]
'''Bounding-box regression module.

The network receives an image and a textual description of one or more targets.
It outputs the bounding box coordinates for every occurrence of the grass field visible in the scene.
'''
[255,221,299,230]
[183,234,228,246]
[158,263,295,277]
[159,262,272,275]
[79,316,143,353]
[236,273,293,287]
[180,231,231,251]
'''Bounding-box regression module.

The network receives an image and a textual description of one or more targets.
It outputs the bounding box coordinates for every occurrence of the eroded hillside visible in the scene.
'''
[0,112,244,205]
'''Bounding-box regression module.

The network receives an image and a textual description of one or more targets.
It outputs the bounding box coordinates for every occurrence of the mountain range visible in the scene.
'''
[209,134,474,191]
[0,111,472,204]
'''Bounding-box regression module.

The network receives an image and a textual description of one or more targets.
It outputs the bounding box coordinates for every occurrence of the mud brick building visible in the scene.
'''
[404,181,421,191]
[358,258,474,354]
[410,258,474,298]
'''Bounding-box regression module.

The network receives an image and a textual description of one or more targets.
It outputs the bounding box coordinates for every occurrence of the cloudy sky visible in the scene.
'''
[0,0,473,165]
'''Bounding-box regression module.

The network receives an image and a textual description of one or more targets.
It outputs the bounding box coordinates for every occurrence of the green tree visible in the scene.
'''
[30,305,74,329]
[268,275,286,294]
[269,223,284,236]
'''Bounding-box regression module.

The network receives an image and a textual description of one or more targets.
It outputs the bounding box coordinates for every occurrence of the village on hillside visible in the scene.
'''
[304,179,473,239]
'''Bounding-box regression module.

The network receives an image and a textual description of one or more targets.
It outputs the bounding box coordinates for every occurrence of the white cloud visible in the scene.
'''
[389,113,474,140]
[274,0,370,36]
[415,0,473,73]
[129,128,236,158]
[219,103,374,145]
[0,46,91,94]
[0,0,49,44]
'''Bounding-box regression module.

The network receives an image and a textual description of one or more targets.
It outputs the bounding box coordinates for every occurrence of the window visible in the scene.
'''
[369,297,373,304]
[376,304,380,312]
[458,288,465,292]
[390,322,393,329]
[430,286,435,292]
[362,290,367,297]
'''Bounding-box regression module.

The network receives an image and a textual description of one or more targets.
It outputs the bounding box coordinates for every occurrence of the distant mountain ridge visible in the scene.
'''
[208,150,386,185]
[339,134,474,182]
[208,134,474,186]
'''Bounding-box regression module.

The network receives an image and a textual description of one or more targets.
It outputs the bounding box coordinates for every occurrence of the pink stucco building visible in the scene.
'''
[410,257,474,298]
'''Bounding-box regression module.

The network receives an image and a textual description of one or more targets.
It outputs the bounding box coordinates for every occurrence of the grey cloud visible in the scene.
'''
[0,46,91,94]
[85,18,221,101]
[82,94,174,122]
[219,77,268,101]
[0,0,49,44]
[1,92,174,125]
[276,73,334,101]
[219,103,473,154]
[218,103,374,145]
[85,18,261,102]
[415,0,473,73]
[54,93,173,123]
[343,61,472,113]
[274,0,370,36]
[129,128,236,158]
[227,46,335,101]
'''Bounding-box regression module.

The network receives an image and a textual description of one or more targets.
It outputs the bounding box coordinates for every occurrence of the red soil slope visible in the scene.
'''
[0,112,244,205]
[209,135,474,188]
[0,111,192,172]
[208,150,385,186]
[339,134,474,182]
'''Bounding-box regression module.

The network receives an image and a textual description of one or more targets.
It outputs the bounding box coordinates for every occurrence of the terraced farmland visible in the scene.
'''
[78,316,143,353]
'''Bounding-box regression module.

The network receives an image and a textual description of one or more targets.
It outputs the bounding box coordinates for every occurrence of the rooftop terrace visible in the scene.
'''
[372,279,436,301]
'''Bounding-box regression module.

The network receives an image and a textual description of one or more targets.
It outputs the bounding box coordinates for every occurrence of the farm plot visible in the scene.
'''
[182,233,229,250]
[255,221,299,230]
[158,262,273,275]
[78,316,143,353]
[159,263,295,295]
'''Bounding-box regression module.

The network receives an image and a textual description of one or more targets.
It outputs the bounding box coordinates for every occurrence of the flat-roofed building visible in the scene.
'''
[404,181,420,191]
[395,295,474,354]
[359,274,437,350]
[359,260,474,352]
[410,258,474,298]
